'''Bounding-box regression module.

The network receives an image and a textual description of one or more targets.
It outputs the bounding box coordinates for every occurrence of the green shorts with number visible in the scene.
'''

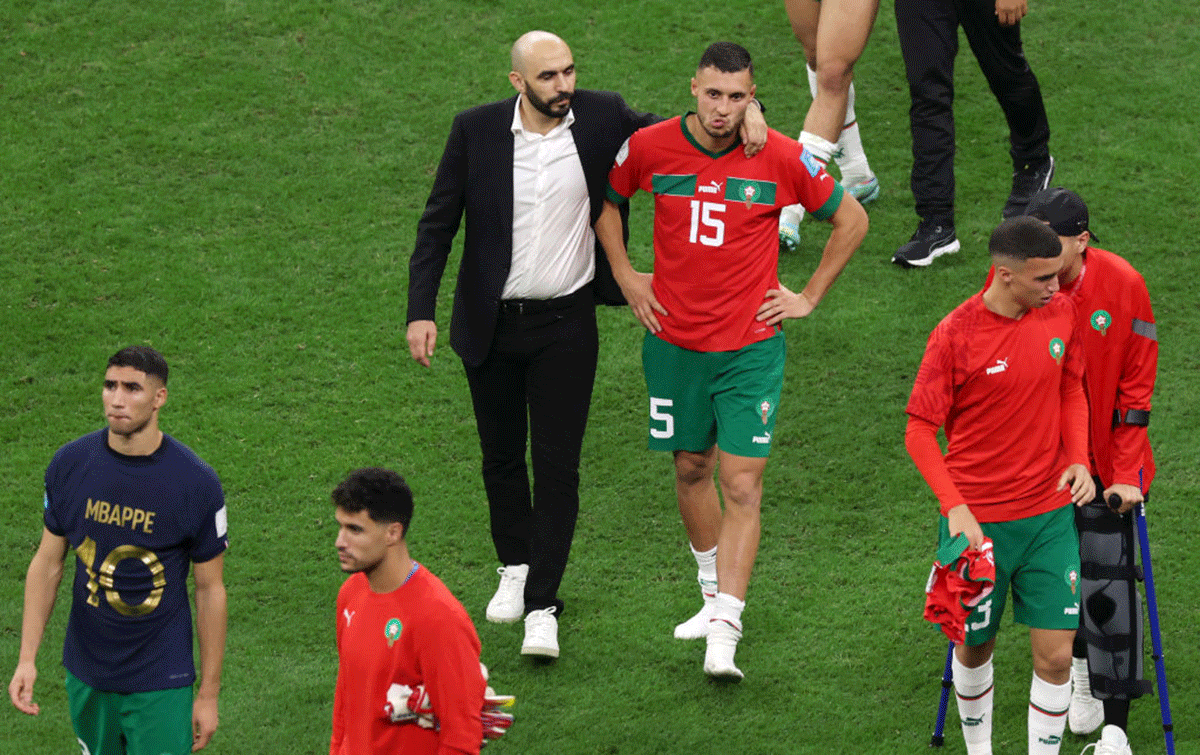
[938,504,1081,646]
[66,671,193,755]
[642,332,785,457]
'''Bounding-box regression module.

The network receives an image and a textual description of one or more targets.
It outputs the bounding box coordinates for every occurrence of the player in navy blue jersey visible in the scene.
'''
[8,346,229,755]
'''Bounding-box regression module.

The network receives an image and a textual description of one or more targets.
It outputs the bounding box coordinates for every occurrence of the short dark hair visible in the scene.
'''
[697,42,753,77]
[988,216,1062,262]
[107,346,169,385]
[332,467,414,536]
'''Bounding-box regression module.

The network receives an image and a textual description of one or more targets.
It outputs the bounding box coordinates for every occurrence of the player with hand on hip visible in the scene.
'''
[597,41,866,681]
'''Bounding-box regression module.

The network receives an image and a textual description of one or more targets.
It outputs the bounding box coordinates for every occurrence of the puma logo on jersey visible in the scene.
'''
[698,180,723,194]
[344,609,356,627]
[986,358,1009,375]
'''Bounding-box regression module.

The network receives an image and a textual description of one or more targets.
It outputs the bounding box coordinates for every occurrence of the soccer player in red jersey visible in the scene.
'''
[596,42,867,680]
[330,468,485,755]
[905,217,1096,755]
[1026,188,1157,755]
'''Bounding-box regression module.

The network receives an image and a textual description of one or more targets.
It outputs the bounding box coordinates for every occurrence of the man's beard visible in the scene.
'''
[524,82,572,119]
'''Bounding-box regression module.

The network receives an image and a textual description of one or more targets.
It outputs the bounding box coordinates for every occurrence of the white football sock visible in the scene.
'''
[712,592,745,629]
[835,82,874,187]
[690,544,717,592]
[953,654,994,755]
[1028,673,1070,755]
[806,63,819,100]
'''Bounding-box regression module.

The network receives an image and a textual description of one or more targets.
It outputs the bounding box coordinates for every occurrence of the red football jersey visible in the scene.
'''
[607,116,840,352]
[925,537,997,644]
[907,292,1086,522]
[331,566,484,755]
[1061,247,1157,492]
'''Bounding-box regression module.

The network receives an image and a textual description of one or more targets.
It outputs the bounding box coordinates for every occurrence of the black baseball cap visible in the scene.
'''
[1023,187,1098,242]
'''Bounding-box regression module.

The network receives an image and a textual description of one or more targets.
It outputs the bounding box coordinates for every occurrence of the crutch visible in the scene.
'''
[931,641,954,747]
[1116,493,1176,755]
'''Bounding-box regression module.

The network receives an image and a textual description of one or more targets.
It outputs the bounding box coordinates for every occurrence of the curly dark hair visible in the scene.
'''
[331,467,414,536]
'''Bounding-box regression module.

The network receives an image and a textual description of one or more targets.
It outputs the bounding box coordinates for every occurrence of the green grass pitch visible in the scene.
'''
[2,1,1198,753]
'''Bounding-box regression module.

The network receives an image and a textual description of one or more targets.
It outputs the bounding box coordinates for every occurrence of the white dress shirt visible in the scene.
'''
[504,96,594,300]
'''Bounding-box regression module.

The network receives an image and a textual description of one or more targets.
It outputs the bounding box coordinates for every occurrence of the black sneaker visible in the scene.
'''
[1002,155,1055,218]
[891,222,960,268]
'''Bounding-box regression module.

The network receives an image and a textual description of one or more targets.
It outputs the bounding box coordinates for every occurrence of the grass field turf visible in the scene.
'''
[2,1,1198,753]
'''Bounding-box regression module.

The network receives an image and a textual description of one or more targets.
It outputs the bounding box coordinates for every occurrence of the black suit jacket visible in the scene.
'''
[407,90,659,368]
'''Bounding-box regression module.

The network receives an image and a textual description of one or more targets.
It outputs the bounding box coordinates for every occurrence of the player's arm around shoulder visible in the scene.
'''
[9,527,70,715]
[192,553,227,751]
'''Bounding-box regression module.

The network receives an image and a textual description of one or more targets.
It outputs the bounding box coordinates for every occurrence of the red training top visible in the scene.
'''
[1061,246,1157,492]
[331,566,484,755]
[906,292,1088,521]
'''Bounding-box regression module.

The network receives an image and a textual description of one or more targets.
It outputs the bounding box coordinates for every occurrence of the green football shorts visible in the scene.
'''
[66,671,193,755]
[938,504,1081,646]
[642,332,785,458]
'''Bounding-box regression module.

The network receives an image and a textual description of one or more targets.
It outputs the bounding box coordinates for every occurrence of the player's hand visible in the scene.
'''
[740,100,767,158]
[946,504,985,551]
[191,693,218,751]
[1059,463,1095,505]
[756,285,814,324]
[995,0,1027,25]
[406,320,438,368]
[616,271,667,333]
[1103,483,1143,514]
[8,661,39,715]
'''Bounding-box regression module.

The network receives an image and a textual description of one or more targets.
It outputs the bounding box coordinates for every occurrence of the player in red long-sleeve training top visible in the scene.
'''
[905,217,1095,755]
[1025,188,1158,753]
[330,468,485,755]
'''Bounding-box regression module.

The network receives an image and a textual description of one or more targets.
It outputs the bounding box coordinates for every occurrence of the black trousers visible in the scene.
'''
[463,289,598,617]
[895,0,1051,225]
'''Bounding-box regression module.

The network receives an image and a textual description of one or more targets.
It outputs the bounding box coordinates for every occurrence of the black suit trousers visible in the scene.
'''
[896,0,1051,224]
[462,291,599,617]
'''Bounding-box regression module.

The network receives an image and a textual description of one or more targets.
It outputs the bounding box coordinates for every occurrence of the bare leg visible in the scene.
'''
[714,451,768,600]
[672,448,722,640]
[784,0,821,67]
[674,448,720,552]
[956,638,996,668]
[800,0,880,146]
[1030,628,1074,685]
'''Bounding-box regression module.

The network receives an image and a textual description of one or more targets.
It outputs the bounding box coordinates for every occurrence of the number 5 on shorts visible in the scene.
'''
[650,397,674,439]
[968,598,993,633]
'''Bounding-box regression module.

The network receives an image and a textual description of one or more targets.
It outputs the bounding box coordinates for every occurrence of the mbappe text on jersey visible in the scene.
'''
[85,498,156,533]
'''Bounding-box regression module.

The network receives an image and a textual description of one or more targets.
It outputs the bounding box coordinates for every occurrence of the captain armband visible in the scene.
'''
[1112,408,1150,428]
[1131,317,1157,340]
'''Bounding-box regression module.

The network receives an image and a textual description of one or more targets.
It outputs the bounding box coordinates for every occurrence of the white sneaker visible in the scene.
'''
[485,564,528,624]
[1081,724,1132,755]
[703,618,744,680]
[1069,657,1104,735]
[521,606,559,658]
